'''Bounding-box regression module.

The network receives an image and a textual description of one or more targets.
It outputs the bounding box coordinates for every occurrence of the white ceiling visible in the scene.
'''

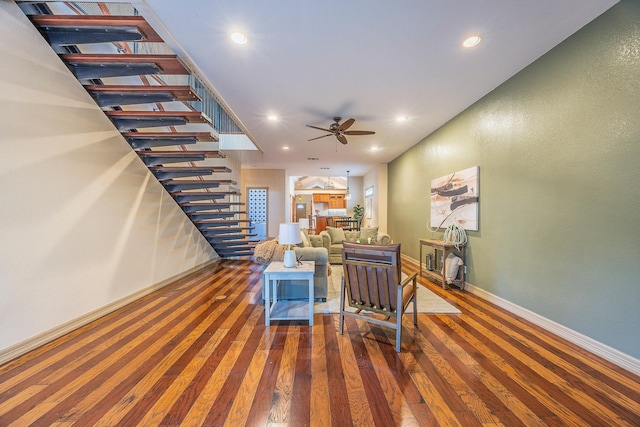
[138,0,618,177]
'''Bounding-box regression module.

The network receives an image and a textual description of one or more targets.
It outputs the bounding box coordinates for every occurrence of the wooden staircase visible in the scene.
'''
[20,2,257,258]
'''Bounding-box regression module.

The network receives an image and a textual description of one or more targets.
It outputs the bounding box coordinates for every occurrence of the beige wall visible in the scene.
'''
[344,176,363,215]
[362,165,388,232]
[388,0,640,359]
[0,2,217,358]
[241,169,286,239]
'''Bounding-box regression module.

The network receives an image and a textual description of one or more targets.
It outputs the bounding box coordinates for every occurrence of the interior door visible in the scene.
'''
[247,187,267,241]
[295,203,307,222]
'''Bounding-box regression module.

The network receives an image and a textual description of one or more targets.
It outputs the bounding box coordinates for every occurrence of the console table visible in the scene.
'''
[419,239,466,290]
[263,261,315,326]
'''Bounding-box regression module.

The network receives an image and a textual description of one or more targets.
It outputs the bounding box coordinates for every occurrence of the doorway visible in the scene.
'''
[295,203,307,222]
[247,187,268,241]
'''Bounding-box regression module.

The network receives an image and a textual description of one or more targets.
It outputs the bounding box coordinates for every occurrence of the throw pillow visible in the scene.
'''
[344,230,360,242]
[359,226,379,244]
[326,226,346,244]
[300,230,312,247]
[444,253,463,284]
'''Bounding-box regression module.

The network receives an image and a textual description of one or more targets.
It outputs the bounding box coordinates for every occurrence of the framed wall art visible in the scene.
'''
[430,166,479,231]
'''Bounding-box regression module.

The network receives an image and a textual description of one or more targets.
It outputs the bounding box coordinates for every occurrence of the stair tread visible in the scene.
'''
[150,166,231,172]
[207,234,257,239]
[211,239,256,244]
[174,191,239,195]
[190,219,250,224]
[30,15,162,42]
[86,85,199,101]
[61,53,189,75]
[204,227,253,231]
[106,110,211,124]
[164,179,236,185]
[191,212,240,216]
[124,132,218,142]
[138,151,224,158]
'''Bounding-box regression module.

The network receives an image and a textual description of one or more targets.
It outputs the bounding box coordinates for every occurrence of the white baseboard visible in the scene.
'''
[464,282,640,377]
[404,254,640,376]
[0,259,218,365]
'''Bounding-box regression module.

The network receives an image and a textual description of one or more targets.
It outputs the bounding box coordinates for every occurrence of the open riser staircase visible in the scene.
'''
[19,1,257,258]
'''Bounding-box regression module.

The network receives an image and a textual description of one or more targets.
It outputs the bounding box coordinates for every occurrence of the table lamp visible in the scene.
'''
[298,218,310,232]
[279,223,301,268]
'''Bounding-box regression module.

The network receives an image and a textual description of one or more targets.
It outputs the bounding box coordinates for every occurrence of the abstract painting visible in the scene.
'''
[430,166,479,231]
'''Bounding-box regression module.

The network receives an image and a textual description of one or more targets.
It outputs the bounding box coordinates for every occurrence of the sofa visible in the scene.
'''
[320,226,392,264]
[254,233,331,301]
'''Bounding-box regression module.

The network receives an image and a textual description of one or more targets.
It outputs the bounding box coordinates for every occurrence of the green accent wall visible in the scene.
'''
[388,0,640,359]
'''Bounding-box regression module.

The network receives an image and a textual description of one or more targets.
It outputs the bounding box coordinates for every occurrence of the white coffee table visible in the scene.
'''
[263,261,315,326]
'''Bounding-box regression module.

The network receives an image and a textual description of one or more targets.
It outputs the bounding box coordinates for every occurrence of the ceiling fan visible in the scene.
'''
[306,117,375,145]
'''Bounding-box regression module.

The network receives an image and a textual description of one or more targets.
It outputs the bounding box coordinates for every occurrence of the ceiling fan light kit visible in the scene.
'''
[306,117,375,145]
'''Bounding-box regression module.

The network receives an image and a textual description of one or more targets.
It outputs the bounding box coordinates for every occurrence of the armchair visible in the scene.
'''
[340,241,417,352]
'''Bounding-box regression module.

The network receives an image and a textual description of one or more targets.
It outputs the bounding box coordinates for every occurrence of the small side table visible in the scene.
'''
[419,239,466,290]
[263,261,315,326]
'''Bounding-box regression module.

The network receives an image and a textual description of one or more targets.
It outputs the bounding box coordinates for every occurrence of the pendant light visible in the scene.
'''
[344,170,352,200]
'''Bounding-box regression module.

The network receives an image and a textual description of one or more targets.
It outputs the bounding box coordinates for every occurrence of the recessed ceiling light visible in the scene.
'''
[463,35,482,48]
[371,146,379,152]
[267,115,279,121]
[282,146,289,150]
[396,116,408,122]
[230,32,248,45]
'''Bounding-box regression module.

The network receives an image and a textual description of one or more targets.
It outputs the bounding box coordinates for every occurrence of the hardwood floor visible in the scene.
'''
[1,259,638,426]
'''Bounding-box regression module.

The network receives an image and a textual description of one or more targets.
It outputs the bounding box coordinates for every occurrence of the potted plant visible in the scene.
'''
[352,204,364,223]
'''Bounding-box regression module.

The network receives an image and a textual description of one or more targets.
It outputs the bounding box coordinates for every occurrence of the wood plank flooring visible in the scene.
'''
[0,258,638,426]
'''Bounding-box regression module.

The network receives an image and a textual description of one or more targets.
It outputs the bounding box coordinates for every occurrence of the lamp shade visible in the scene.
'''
[298,218,310,230]
[279,223,301,245]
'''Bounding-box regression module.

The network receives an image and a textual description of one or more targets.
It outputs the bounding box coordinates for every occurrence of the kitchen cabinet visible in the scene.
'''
[329,194,345,209]
[313,193,345,208]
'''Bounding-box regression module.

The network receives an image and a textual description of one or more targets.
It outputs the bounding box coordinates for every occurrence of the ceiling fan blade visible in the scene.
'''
[344,130,375,135]
[308,133,332,141]
[306,124,332,132]
[337,134,348,145]
[338,118,355,131]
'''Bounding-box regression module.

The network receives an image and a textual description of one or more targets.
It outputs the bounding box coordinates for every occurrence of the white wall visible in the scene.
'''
[0,2,218,358]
